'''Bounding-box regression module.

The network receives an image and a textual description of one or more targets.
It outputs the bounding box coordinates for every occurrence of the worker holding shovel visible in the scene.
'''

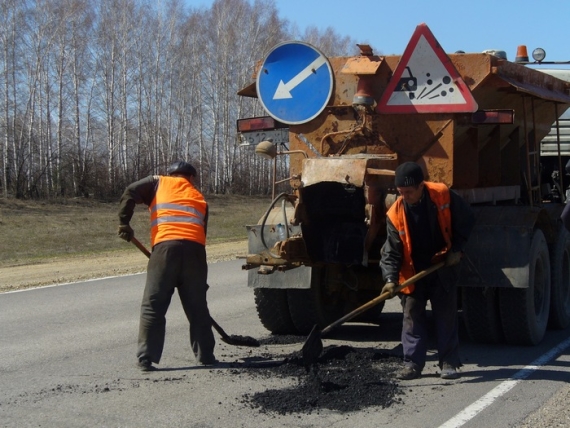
[380,162,475,380]
[117,161,216,371]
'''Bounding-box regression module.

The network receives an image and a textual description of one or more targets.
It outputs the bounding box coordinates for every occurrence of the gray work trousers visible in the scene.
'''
[137,239,215,365]
[400,269,460,371]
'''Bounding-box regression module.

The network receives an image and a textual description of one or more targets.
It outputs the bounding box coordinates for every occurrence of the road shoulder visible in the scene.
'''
[0,240,247,293]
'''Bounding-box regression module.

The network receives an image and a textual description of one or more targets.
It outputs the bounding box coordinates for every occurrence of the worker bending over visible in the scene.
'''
[117,161,216,371]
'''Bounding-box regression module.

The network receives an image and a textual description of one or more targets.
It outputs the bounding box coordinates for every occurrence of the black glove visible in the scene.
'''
[381,282,398,299]
[118,224,134,242]
[445,251,462,267]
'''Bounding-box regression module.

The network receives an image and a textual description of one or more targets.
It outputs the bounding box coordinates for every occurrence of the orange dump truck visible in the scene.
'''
[237,24,570,346]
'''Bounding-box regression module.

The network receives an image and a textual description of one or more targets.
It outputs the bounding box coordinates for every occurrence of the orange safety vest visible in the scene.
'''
[149,176,207,247]
[386,182,452,294]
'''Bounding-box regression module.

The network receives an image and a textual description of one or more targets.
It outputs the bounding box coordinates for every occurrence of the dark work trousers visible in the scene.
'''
[400,270,460,371]
[137,239,216,365]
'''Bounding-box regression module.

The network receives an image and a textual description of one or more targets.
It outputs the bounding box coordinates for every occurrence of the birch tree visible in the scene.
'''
[0,0,357,199]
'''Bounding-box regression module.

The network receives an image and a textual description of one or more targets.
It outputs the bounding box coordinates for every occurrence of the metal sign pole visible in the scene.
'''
[272,156,276,200]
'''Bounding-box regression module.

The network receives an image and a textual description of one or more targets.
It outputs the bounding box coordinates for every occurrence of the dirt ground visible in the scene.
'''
[0,240,247,293]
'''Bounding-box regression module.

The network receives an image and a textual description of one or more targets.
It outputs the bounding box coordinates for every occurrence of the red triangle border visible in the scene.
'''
[377,23,478,114]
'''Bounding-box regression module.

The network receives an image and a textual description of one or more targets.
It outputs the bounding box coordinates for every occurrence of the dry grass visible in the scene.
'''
[0,194,271,267]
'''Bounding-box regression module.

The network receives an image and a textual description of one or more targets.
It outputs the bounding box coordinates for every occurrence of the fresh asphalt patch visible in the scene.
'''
[226,343,403,414]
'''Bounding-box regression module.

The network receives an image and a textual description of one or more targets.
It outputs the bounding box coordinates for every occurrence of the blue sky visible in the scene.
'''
[187,0,569,64]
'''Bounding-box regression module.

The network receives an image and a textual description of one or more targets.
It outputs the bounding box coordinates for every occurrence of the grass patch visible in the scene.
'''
[0,194,272,267]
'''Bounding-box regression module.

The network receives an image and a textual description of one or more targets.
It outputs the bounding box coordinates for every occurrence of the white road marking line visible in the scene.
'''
[438,336,570,428]
[1,272,145,294]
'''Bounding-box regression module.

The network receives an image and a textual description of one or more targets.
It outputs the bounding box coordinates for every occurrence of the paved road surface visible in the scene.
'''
[1,259,570,427]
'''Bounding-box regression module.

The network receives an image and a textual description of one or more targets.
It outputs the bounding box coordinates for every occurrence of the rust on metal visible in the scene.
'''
[237,46,570,204]
[236,81,257,98]
[366,168,395,176]
[341,55,383,75]
[245,253,291,266]
[302,157,397,188]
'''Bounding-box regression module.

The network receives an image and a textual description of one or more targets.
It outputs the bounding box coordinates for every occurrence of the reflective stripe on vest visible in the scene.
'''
[150,203,205,228]
[387,182,452,294]
[149,176,207,247]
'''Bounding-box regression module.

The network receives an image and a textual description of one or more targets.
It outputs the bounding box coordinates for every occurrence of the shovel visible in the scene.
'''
[130,236,260,347]
[302,261,445,368]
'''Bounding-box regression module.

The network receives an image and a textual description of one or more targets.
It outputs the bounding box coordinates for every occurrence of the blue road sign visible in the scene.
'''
[256,41,333,125]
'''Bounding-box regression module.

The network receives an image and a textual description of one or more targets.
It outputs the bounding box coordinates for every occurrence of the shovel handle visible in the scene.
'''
[321,261,445,336]
[210,317,230,340]
[131,236,151,258]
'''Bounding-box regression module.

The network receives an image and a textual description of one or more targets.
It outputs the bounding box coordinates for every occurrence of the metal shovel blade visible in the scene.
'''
[211,318,260,347]
[302,324,323,369]
[300,262,445,368]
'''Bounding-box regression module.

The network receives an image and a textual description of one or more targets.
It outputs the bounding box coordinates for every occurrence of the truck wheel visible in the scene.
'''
[499,229,551,345]
[461,287,503,344]
[352,290,385,325]
[549,226,570,329]
[254,288,297,334]
[287,266,345,334]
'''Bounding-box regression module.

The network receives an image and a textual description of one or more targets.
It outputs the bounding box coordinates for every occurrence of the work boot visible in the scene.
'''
[440,362,460,379]
[397,364,421,380]
[137,358,157,372]
[199,357,219,366]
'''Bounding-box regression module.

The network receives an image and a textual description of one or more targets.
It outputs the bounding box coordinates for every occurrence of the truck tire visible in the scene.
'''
[287,266,345,334]
[461,286,503,344]
[287,289,320,335]
[254,288,297,334]
[548,226,570,329]
[499,229,551,345]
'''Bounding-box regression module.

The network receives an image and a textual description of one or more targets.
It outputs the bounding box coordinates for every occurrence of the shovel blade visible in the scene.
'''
[302,324,323,368]
[220,334,260,347]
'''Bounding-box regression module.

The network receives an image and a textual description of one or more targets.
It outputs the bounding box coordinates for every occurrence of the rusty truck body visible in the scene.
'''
[237,24,570,346]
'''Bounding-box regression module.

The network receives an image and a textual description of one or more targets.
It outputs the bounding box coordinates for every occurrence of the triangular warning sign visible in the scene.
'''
[377,23,478,114]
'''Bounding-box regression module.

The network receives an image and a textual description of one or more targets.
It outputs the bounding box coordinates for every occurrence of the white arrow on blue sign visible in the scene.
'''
[256,41,333,125]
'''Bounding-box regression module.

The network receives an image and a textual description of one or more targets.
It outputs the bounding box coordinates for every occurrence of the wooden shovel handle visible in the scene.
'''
[131,236,151,258]
[321,261,445,336]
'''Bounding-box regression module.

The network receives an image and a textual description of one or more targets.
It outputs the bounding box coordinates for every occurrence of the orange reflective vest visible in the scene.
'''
[386,182,452,294]
[149,176,207,247]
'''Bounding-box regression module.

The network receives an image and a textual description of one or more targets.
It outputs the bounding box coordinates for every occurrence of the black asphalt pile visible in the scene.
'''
[257,334,305,346]
[236,345,403,414]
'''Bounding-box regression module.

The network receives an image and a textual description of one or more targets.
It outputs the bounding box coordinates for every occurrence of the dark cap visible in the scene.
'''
[395,162,424,187]
[167,161,197,177]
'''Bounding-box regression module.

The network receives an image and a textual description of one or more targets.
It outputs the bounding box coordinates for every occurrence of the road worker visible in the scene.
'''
[380,162,475,380]
[117,161,216,371]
